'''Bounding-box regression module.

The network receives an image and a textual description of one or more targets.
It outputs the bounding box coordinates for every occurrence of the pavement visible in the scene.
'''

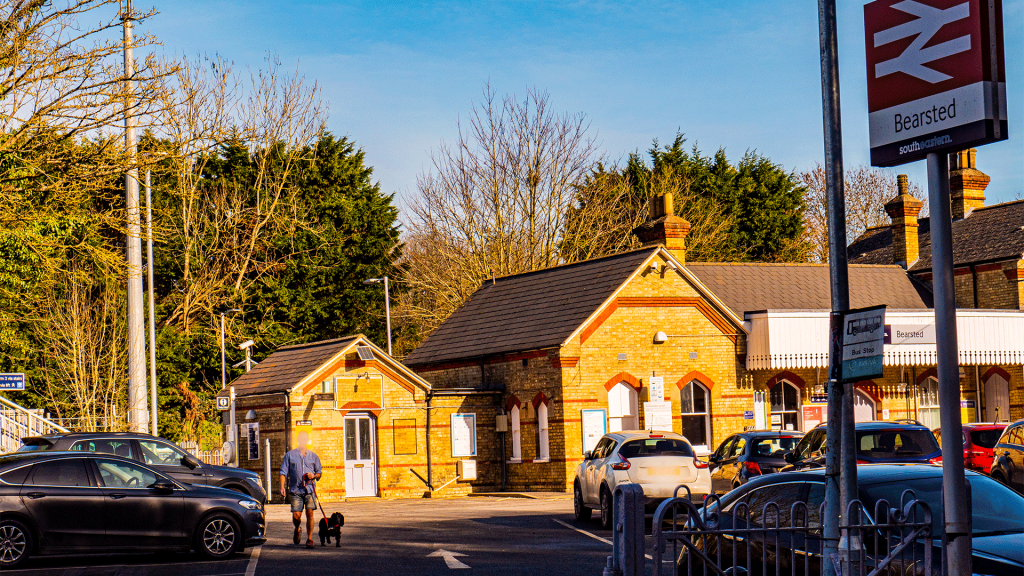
[4,495,618,576]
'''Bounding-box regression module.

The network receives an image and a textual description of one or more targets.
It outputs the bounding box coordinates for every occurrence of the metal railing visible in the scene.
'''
[603,484,934,576]
[0,396,68,454]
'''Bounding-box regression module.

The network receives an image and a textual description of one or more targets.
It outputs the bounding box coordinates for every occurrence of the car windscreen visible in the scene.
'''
[970,429,1003,449]
[862,475,1024,536]
[618,438,694,459]
[751,437,801,458]
[856,429,939,458]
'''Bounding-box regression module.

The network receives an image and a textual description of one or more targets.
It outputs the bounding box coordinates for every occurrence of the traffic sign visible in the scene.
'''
[840,305,886,382]
[864,0,1006,166]
[0,374,25,391]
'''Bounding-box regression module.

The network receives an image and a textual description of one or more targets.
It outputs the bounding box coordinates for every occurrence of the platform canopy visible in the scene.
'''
[745,309,1024,370]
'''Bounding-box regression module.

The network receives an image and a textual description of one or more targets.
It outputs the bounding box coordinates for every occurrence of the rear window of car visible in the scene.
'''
[857,429,939,458]
[751,437,801,457]
[970,429,1003,449]
[618,438,694,458]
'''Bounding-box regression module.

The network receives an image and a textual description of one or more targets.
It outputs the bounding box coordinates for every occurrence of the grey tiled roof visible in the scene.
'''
[849,200,1024,270]
[686,263,932,316]
[224,336,359,397]
[403,248,659,366]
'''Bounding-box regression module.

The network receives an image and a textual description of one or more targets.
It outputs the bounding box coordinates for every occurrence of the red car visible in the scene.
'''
[933,423,1008,473]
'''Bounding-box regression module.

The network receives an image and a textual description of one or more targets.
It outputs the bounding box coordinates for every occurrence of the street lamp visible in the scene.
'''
[363,277,392,356]
[219,308,241,467]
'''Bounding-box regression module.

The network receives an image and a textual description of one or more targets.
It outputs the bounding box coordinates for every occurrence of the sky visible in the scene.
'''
[148,0,1024,209]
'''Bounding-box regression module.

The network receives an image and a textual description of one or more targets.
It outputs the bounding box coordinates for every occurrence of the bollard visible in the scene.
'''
[612,484,646,576]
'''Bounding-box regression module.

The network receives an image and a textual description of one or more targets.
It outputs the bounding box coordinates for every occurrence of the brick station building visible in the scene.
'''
[224,150,1024,500]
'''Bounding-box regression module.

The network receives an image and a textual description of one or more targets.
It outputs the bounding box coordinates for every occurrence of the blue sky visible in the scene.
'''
[149,0,1024,207]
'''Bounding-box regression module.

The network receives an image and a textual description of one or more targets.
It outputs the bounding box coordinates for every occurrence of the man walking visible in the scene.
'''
[279,430,322,548]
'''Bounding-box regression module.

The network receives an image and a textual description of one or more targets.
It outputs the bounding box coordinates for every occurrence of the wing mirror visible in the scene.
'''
[583,451,593,461]
[149,480,176,493]
[708,454,720,464]
[182,454,202,469]
[784,452,797,464]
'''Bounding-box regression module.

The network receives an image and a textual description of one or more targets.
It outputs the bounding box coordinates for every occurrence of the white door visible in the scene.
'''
[986,374,1010,422]
[344,415,377,497]
[853,390,876,422]
[608,383,638,432]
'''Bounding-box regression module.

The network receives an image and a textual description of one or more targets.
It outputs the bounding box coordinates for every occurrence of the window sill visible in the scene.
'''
[507,458,522,464]
[533,458,551,463]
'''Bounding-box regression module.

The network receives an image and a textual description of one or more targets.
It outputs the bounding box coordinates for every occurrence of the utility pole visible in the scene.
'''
[928,152,971,575]
[123,0,148,433]
[363,277,392,356]
[817,0,856,573]
[146,170,158,437]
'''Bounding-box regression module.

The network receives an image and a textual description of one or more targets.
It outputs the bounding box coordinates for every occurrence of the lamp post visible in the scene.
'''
[363,277,392,356]
[220,308,241,467]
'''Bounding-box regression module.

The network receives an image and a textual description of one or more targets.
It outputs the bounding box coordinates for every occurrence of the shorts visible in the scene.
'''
[289,492,317,513]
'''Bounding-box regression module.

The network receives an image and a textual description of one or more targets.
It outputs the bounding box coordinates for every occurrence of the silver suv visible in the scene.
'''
[573,431,711,528]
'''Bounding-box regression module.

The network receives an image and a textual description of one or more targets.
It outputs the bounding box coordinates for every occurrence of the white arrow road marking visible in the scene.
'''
[428,549,470,569]
[873,0,971,83]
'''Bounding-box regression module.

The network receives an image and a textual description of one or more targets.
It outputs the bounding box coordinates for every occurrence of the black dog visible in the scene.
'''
[318,512,344,547]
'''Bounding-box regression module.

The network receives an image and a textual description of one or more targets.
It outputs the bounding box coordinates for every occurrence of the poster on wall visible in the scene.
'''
[643,401,673,431]
[241,422,260,460]
[754,391,768,430]
[802,405,828,431]
[451,414,477,457]
[648,376,665,402]
[581,409,607,455]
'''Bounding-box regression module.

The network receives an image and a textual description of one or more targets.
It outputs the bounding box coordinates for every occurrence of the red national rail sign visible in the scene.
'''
[864,0,1006,167]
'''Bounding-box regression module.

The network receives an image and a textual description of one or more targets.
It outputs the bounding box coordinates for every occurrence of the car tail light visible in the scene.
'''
[742,461,762,475]
[648,434,664,438]
[929,456,943,465]
[611,454,631,470]
[856,459,870,464]
[694,458,709,469]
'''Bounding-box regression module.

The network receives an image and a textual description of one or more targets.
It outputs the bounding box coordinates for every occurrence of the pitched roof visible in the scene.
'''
[223,336,359,396]
[685,263,933,316]
[849,200,1024,270]
[403,248,659,366]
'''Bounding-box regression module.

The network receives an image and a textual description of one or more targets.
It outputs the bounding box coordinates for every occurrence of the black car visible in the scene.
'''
[708,431,803,494]
[680,465,1024,575]
[0,451,265,567]
[19,432,266,503]
[781,421,941,470]
[989,418,1024,493]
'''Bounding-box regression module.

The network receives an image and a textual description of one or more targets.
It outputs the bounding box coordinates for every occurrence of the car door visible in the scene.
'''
[1009,427,1024,491]
[92,458,186,549]
[710,437,735,494]
[724,437,747,488]
[585,438,613,503]
[731,480,809,575]
[19,458,105,550]
[135,439,208,485]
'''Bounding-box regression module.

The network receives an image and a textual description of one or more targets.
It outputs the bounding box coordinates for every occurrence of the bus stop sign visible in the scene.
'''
[841,305,887,382]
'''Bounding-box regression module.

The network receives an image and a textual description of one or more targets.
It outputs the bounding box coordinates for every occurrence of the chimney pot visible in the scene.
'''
[949,148,988,220]
[632,193,690,262]
[885,179,923,269]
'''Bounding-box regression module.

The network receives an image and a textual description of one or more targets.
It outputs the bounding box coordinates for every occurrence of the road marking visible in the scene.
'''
[427,549,470,569]
[553,519,652,560]
[245,545,262,576]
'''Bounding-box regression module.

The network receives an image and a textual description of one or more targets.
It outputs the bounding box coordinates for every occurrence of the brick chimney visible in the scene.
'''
[885,174,924,269]
[633,192,691,262]
[949,148,989,220]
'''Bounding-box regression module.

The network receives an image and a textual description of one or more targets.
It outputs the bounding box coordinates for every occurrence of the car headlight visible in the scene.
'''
[238,499,262,510]
[245,476,263,488]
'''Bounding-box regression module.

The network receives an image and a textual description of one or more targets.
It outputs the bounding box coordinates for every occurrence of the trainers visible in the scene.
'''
[293,526,301,545]
[306,539,314,549]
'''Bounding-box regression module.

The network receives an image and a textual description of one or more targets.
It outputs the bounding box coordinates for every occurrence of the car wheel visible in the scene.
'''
[574,483,592,521]
[991,471,1006,486]
[195,513,240,559]
[599,487,613,530]
[0,518,31,568]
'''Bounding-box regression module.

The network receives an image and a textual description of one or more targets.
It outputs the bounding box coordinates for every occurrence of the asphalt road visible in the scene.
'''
[4,495,618,576]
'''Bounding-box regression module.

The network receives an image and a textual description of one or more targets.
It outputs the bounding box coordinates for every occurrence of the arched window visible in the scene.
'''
[510,405,522,462]
[770,381,801,431]
[679,380,711,451]
[536,402,550,461]
[917,377,940,429]
[608,382,638,432]
[853,389,876,422]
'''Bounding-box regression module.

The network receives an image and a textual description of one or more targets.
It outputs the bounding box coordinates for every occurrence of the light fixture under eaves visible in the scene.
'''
[653,331,668,344]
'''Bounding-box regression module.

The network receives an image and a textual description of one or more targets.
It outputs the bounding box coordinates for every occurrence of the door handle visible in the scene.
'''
[25,492,45,500]
[109,493,127,500]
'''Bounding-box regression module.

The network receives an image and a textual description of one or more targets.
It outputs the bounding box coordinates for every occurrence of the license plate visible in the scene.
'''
[645,466,681,476]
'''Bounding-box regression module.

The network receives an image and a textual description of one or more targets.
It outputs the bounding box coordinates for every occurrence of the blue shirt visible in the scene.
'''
[279,448,322,495]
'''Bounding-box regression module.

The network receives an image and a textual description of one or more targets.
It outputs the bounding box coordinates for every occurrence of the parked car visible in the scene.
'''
[0,451,265,567]
[680,464,1024,576]
[989,419,1024,493]
[708,431,803,494]
[933,422,1008,473]
[574,431,711,528]
[18,432,266,503]
[781,421,941,470]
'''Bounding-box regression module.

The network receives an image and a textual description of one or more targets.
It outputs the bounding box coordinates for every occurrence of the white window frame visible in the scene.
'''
[608,382,639,432]
[770,380,802,431]
[450,413,477,457]
[509,405,522,462]
[917,377,940,429]
[536,402,550,462]
[679,380,711,452]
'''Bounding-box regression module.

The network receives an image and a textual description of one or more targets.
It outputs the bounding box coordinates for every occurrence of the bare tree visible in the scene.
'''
[800,163,928,262]
[401,86,598,339]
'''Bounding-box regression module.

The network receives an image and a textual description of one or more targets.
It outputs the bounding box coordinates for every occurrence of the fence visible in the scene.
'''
[0,396,68,454]
[603,484,934,576]
[180,440,224,466]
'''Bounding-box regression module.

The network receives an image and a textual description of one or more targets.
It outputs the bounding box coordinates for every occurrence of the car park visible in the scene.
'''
[989,419,1024,493]
[573,431,710,529]
[933,422,1008,473]
[781,421,941,470]
[0,451,265,567]
[707,430,803,494]
[681,464,1024,576]
[18,432,266,503]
